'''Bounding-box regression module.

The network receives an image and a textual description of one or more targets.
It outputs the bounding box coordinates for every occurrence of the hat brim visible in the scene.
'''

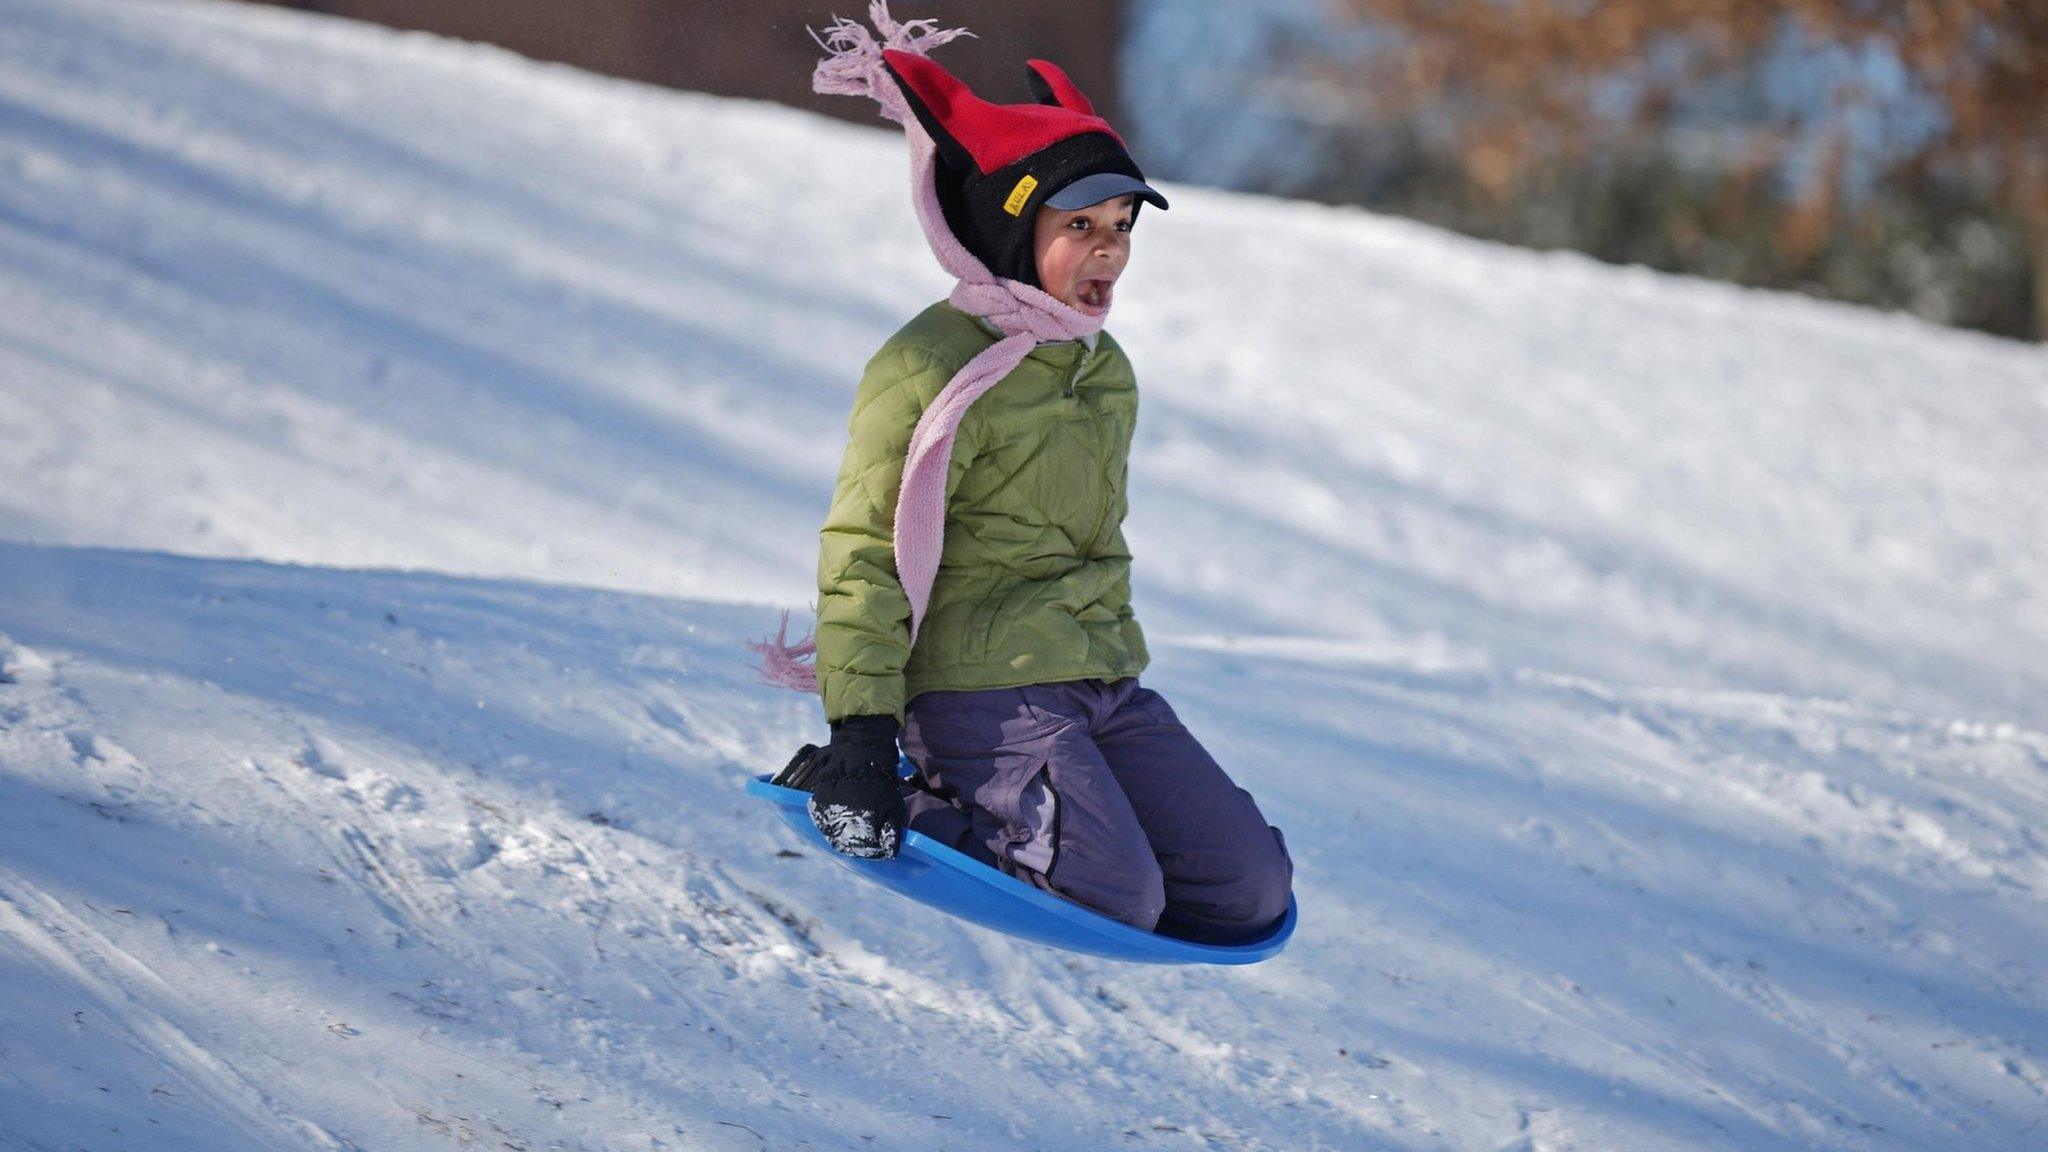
[1044,171,1169,212]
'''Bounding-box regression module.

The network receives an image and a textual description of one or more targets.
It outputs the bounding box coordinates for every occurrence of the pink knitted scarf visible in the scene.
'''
[750,3,1104,695]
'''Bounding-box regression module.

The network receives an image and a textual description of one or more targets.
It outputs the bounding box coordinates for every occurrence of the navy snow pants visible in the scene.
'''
[899,676,1293,942]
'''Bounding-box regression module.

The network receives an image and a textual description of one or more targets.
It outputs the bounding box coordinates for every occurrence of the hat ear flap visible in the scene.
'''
[882,49,981,175]
[1024,59,1097,118]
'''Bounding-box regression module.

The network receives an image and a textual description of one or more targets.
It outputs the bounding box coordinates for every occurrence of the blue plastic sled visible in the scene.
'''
[747,773,1296,965]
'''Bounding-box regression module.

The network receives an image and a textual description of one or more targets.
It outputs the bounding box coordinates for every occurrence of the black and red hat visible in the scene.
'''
[880,49,1168,288]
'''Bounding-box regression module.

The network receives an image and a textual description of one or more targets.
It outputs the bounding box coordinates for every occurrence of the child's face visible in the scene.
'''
[1032,194,1135,317]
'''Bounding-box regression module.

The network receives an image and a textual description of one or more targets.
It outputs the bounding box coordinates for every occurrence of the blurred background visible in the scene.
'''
[260,0,2044,342]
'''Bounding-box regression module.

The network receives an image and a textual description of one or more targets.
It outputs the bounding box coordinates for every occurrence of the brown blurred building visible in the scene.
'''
[266,1,1127,123]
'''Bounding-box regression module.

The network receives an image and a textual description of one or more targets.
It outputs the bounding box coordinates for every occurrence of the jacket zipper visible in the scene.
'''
[1084,461,1118,555]
[1069,351,1118,552]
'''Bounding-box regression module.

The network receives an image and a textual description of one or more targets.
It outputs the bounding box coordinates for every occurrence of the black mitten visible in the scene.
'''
[801,714,905,859]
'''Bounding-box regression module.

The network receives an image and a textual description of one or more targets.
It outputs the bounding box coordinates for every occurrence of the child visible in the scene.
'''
[760,7,1292,944]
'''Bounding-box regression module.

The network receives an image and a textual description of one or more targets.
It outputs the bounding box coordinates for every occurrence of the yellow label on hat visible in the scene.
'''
[1002,174,1039,216]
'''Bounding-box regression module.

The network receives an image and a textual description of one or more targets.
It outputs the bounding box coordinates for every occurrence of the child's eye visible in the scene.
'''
[1115,219,1133,232]
[1068,218,1090,231]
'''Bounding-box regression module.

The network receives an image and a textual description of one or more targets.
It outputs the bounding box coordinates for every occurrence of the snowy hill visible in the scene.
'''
[2,1,2046,1149]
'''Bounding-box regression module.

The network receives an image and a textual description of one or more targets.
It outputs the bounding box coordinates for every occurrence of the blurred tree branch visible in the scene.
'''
[1330,0,2047,337]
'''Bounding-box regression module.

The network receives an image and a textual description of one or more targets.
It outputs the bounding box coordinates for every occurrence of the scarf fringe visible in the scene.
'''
[745,609,819,694]
[809,2,972,125]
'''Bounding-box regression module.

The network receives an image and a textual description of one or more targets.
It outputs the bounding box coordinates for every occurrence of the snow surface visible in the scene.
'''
[2,1,2046,1148]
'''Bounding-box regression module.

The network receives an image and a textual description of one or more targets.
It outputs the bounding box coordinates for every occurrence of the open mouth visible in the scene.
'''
[1075,278,1115,311]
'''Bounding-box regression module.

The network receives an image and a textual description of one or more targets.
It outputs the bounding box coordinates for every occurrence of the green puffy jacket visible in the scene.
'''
[816,300,1149,723]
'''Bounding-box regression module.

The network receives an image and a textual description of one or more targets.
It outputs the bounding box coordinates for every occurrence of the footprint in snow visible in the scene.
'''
[0,636,55,686]
[294,735,350,781]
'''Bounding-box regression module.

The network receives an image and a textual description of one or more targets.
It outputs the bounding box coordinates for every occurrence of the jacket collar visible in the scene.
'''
[972,312,1098,353]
